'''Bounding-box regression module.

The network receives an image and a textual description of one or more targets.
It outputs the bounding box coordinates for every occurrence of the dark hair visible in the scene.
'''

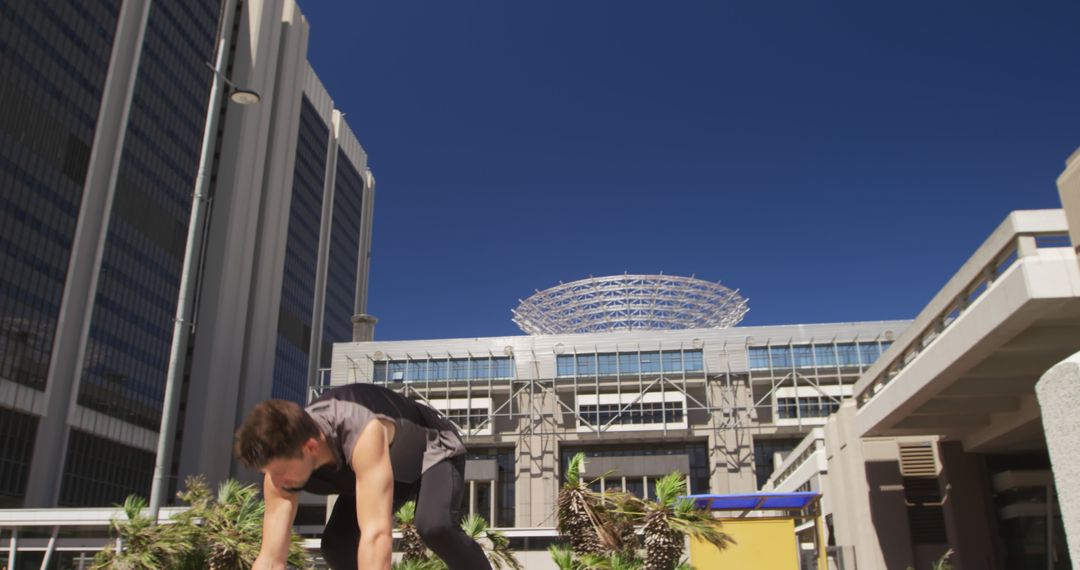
[234,400,320,468]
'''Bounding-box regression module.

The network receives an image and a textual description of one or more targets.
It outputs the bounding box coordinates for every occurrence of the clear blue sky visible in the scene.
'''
[300,1,1080,341]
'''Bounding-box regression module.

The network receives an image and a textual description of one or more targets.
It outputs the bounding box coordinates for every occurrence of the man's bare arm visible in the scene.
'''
[352,419,396,570]
[253,472,299,570]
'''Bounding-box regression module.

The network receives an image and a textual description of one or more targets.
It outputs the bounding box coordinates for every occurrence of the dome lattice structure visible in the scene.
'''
[512,274,749,335]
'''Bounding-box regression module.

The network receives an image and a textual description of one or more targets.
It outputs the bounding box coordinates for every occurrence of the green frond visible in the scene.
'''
[548,544,578,570]
[566,453,586,487]
[652,472,687,507]
[395,500,417,525]
[461,512,489,539]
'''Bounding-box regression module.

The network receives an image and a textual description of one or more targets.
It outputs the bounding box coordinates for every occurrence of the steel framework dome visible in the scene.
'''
[512,274,749,335]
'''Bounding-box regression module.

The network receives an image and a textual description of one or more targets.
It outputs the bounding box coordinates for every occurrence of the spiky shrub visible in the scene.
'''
[90,495,193,569]
[549,544,581,570]
[639,473,732,570]
[602,487,643,557]
[94,478,310,570]
[395,501,427,562]
[461,513,522,570]
[557,453,607,557]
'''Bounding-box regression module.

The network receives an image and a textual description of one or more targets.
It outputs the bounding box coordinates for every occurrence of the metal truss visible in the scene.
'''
[512,274,749,335]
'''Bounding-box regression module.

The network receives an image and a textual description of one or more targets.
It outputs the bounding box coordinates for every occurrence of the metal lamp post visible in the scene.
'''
[147,36,259,520]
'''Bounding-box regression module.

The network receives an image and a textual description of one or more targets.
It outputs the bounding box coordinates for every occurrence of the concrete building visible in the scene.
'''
[762,199,1080,567]
[0,0,375,510]
[327,275,907,564]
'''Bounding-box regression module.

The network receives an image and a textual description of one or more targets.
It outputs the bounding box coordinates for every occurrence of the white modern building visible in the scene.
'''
[761,184,1080,567]
[323,274,907,564]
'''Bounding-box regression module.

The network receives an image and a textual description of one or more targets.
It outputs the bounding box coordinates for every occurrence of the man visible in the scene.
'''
[234,383,493,570]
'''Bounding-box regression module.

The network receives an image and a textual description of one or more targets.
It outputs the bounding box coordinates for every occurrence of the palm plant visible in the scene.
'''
[460,513,523,570]
[548,544,582,570]
[90,495,192,569]
[632,473,732,570]
[557,453,608,556]
[176,476,312,569]
[395,501,428,562]
[95,476,310,570]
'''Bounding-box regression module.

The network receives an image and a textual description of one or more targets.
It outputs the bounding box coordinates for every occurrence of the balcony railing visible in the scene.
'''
[854,210,1071,409]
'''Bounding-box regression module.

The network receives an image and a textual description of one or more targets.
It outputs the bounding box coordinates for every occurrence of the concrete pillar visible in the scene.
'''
[1035,351,1080,565]
[937,441,1001,569]
[351,314,378,342]
[824,403,914,570]
[1058,147,1080,254]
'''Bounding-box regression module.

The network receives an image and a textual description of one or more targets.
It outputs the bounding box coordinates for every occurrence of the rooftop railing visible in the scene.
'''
[853,210,1072,409]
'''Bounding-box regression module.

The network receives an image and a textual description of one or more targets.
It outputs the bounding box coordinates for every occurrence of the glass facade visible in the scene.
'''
[444,408,491,430]
[58,430,154,507]
[776,396,841,419]
[560,443,710,498]
[319,148,364,367]
[68,0,221,505]
[0,407,38,504]
[752,437,803,490]
[0,0,121,505]
[374,356,514,383]
[556,349,704,377]
[465,447,516,528]
[0,0,122,393]
[272,97,329,404]
[748,341,892,370]
[578,401,683,427]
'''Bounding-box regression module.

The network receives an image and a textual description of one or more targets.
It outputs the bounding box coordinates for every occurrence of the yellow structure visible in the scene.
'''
[690,517,800,570]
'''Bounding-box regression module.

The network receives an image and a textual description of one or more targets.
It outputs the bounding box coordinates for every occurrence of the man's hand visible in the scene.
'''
[353,419,396,570]
[251,556,288,570]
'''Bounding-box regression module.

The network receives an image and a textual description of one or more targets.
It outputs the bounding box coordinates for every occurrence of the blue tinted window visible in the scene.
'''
[639,351,660,373]
[836,343,860,366]
[769,346,792,368]
[661,351,682,372]
[372,362,387,382]
[557,355,574,377]
[858,342,881,365]
[493,357,513,378]
[451,359,469,381]
[576,354,597,375]
[748,347,770,369]
[618,353,638,374]
[794,345,812,367]
[597,354,617,375]
[814,345,837,367]
[684,350,703,371]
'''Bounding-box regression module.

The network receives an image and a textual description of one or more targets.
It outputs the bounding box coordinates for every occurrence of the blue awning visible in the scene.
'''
[684,492,821,512]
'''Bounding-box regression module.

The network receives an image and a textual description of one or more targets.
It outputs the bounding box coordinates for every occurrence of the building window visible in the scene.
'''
[555,350,704,378]
[749,341,892,371]
[373,357,514,383]
[465,448,515,527]
[560,443,710,499]
[776,396,841,419]
[579,401,684,427]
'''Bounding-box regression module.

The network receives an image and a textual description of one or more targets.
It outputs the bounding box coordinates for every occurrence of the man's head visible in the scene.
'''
[234,400,322,492]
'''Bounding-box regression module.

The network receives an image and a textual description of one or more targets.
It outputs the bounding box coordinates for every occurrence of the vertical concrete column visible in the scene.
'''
[1057,147,1080,255]
[1035,351,1080,565]
[937,441,1001,569]
[823,403,914,570]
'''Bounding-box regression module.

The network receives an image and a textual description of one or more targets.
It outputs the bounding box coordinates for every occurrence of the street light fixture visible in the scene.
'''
[147,39,259,521]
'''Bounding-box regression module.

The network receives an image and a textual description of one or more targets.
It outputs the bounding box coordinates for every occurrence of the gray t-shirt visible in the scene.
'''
[301,383,466,495]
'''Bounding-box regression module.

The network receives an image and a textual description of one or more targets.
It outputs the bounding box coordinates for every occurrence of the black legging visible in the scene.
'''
[321,455,493,570]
